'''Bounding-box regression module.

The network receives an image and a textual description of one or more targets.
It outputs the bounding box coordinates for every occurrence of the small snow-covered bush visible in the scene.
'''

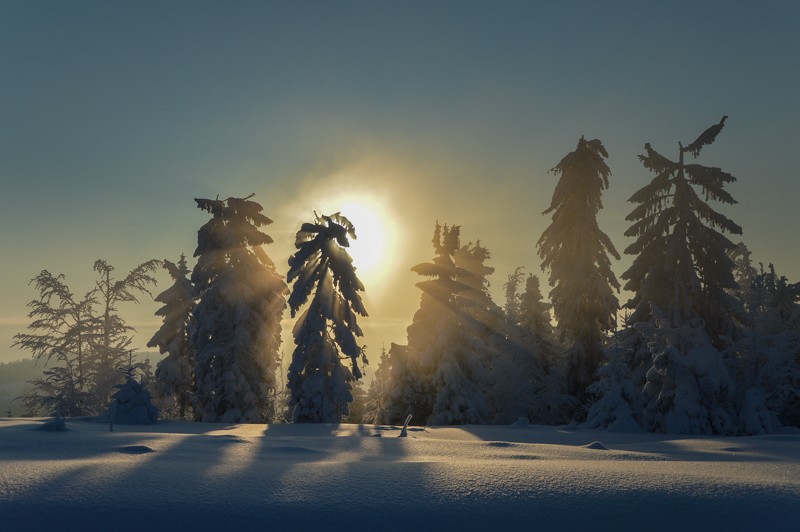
[639,318,735,435]
[110,375,158,425]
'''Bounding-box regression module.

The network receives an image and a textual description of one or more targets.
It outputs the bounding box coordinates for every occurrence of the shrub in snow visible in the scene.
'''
[39,414,67,432]
[639,317,734,435]
[586,328,650,432]
[110,372,158,425]
[586,346,643,432]
[728,330,800,433]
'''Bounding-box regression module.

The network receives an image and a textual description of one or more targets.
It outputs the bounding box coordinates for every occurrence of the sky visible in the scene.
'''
[1,0,799,366]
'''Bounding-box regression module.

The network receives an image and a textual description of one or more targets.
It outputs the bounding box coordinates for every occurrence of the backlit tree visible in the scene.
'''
[286,212,368,422]
[537,137,620,399]
[148,255,195,420]
[191,195,287,423]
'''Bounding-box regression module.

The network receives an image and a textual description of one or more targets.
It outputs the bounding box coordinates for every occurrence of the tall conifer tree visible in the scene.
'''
[385,223,490,425]
[191,195,287,423]
[537,137,620,399]
[622,116,741,339]
[286,212,368,422]
[149,255,195,420]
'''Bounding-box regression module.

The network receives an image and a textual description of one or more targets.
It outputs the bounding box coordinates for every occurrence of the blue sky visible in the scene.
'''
[2,1,799,364]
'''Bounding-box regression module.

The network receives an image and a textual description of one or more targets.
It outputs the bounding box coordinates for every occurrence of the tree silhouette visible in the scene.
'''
[13,271,98,415]
[14,262,157,415]
[91,259,159,407]
[148,255,195,420]
[385,222,490,425]
[537,137,620,400]
[191,195,287,423]
[622,116,742,340]
[286,212,368,423]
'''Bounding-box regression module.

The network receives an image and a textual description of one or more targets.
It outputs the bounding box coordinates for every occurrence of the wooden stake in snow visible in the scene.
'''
[399,414,412,437]
[109,401,117,432]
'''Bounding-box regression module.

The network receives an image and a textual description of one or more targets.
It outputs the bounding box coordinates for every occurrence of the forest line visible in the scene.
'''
[11,116,800,435]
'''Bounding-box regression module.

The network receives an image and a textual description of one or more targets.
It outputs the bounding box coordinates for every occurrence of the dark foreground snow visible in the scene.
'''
[1,418,798,531]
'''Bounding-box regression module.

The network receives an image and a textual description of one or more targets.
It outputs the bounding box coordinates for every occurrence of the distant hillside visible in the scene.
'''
[0,359,37,416]
[0,358,38,385]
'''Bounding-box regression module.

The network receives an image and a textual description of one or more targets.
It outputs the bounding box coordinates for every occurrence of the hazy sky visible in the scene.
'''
[2,1,799,366]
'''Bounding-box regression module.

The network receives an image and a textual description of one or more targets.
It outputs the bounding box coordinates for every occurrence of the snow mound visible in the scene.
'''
[38,416,67,432]
[584,441,609,450]
[204,435,250,445]
[607,415,645,433]
[115,445,155,455]
[486,441,516,448]
[511,417,530,427]
[270,446,330,456]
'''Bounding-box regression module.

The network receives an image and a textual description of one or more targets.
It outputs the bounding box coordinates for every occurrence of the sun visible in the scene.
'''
[337,198,391,279]
[281,167,403,293]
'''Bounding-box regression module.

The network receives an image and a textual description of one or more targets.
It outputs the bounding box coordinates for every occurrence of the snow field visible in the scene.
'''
[1,418,799,531]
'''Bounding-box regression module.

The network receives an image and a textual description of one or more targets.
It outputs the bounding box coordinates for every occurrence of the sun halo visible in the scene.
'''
[337,198,392,282]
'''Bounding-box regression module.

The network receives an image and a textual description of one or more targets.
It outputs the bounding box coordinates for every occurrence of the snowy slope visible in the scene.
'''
[1,418,798,531]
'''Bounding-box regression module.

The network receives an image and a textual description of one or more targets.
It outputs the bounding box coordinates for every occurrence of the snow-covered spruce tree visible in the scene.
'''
[638,309,735,435]
[622,116,742,341]
[384,223,490,425]
[729,243,759,324]
[727,257,800,432]
[453,240,510,422]
[344,379,368,423]
[513,273,576,424]
[503,267,526,327]
[109,352,159,425]
[286,212,368,423]
[90,259,160,408]
[614,117,743,434]
[585,325,650,432]
[191,195,288,423]
[13,271,98,415]
[363,346,391,424]
[148,255,195,420]
[537,137,620,401]
[518,274,556,351]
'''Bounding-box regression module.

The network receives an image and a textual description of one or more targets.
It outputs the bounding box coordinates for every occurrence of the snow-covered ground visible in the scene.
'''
[1,418,798,531]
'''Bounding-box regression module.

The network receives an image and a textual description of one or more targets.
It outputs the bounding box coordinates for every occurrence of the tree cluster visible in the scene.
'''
[14,117,800,434]
[12,261,159,417]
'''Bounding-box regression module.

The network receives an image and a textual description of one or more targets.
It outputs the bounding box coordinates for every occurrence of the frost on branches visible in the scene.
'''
[190,195,287,423]
[286,212,368,423]
[148,255,195,420]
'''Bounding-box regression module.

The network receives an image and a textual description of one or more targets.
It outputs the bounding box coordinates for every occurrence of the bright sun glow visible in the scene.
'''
[337,198,390,279]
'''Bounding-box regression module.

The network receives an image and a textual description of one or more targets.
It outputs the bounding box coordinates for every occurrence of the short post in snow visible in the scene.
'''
[399,414,412,437]
[109,400,117,432]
